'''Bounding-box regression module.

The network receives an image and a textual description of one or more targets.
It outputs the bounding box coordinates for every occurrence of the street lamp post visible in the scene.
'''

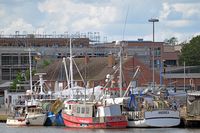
[148,18,159,89]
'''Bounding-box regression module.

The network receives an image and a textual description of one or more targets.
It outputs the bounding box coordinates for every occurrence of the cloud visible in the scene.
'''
[0,8,5,17]
[159,2,171,20]
[158,0,200,42]
[0,0,199,43]
[165,20,191,28]
[159,2,200,20]
[37,0,119,33]
[172,3,200,18]
[2,18,34,34]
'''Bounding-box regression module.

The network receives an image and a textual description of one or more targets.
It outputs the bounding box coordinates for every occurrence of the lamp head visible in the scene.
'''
[148,18,159,22]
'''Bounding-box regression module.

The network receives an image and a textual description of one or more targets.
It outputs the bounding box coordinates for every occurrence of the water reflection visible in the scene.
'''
[1,123,200,133]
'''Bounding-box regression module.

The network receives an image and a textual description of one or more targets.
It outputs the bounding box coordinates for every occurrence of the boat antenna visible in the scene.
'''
[119,5,129,97]
[122,5,129,41]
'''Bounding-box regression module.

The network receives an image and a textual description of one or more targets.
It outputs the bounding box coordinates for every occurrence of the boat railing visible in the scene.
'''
[144,100,173,111]
[92,116,126,123]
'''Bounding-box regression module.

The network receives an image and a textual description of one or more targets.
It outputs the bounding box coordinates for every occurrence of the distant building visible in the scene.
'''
[2,34,197,92]
[163,45,181,66]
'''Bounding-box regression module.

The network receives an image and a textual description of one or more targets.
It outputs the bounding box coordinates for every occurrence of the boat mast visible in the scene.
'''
[184,61,185,92]
[119,43,123,97]
[28,48,33,93]
[62,58,70,88]
[69,38,74,88]
[116,40,123,97]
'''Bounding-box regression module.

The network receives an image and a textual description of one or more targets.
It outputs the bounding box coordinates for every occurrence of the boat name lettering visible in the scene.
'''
[79,120,89,123]
[158,111,169,114]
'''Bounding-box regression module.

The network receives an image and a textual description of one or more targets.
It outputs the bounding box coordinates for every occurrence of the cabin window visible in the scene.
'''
[86,107,89,114]
[81,107,85,114]
[69,105,71,110]
[77,107,80,113]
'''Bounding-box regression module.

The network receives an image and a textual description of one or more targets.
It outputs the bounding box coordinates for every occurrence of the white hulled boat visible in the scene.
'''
[26,105,47,126]
[106,93,180,128]
[6,105,27,126]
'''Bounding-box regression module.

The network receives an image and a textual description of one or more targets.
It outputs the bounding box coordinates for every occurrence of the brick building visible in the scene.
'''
[0,33,199,92]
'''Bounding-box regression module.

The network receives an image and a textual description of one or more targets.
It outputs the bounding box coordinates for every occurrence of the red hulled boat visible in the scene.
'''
[62,100,127,128]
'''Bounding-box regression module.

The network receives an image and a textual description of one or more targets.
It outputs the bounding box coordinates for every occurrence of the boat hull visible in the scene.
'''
[127,110,180,127]
[62,113,127,128]
[26,114,47,126]
[6,117,27,126]
[45,111,64,126]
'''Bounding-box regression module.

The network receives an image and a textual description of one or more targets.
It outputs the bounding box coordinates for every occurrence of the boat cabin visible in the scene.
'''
[63,101,122,118]
[26,106,44,115]
[63,102,94,117]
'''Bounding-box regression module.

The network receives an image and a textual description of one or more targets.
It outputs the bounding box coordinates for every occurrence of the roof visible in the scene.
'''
[36,57,116,81]
[0,81,12,88]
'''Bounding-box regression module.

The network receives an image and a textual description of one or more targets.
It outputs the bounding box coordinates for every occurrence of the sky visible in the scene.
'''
[0,0,200,43]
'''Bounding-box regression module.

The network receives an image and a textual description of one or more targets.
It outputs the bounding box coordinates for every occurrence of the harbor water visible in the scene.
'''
[1,123,200,133]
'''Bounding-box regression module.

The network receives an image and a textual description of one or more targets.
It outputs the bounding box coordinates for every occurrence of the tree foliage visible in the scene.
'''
[10,69,36,91]
[10,72,24,91]
[179,35,200,66]
[164,37,178,45]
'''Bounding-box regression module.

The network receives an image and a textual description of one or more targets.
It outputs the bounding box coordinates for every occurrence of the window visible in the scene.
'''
[12,56,18,65]
[86,107,89,114]
[155,47,161,57]
[69,105,71,110]
[81,107,85,114]
[197,86,200,91]
[2,69,10,80]
[77,107,80,113]
[21,56,29,65]
[155,59,160,68]
[2,56,11,65]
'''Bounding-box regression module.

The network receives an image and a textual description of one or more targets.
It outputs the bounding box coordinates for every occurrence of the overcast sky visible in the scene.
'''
[0,0,200,42]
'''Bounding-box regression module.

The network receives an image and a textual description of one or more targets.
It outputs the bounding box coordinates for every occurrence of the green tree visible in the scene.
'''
[179,35,200,66]
[10,72,23,91]
[10,69,36,91]
[164,37,178,45]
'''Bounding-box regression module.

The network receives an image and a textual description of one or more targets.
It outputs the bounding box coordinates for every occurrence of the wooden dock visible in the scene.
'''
[180,106,200,127]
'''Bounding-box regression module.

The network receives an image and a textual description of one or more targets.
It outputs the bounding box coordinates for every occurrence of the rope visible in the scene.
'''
[50,59,62,81]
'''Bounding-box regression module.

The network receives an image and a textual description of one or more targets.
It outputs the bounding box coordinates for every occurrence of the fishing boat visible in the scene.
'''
[61,38,127,128]
[62,100,127,128]
[126,93,180,127]
[107,90,180,128]
[127,109,180,127]
[6,105,27,126]
[5,94,47,126]
[25,105,47,126]
[103,40,180,127]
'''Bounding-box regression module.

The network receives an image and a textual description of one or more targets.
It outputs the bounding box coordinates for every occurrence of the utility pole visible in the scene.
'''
[148,18,159,90]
